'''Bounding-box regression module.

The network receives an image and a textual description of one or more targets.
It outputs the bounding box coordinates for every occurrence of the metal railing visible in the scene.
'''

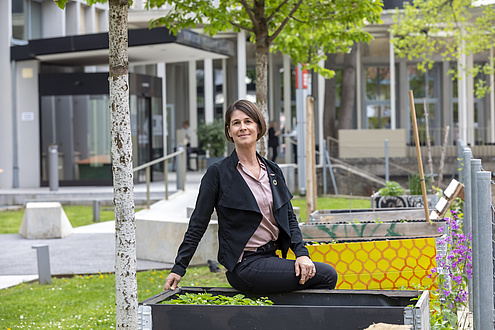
[457,140,495,330]
[133,146,186,209]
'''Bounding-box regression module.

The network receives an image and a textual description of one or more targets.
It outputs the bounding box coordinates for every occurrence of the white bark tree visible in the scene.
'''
[56,0,138,328]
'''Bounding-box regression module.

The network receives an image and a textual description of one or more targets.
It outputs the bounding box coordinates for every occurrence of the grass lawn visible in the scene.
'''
[291,195,370,221]
[0,205,117,235]
[0,267,230,329]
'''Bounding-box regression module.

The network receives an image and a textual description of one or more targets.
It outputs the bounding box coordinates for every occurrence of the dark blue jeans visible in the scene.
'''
[226,249,338,294]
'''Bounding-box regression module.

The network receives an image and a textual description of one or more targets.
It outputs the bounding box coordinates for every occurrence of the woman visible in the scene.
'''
[164,99,337,294]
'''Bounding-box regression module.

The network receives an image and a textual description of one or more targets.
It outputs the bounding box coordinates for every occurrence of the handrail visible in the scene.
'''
[132,148,186,208]
[133,149,183,172]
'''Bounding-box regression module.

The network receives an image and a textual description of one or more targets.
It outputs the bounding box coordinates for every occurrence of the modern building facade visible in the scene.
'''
[2,0,493,189]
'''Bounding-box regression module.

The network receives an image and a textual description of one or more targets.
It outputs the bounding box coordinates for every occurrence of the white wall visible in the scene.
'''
[0,0,13,189]
[16,61,40,188]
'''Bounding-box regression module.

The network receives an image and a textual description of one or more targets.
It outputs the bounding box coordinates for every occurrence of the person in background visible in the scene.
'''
[182,120,192,171]
[164,99,337,294]
[268,120,282,162]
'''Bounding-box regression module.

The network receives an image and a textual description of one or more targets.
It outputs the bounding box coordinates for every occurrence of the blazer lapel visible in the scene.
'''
[217,151,260,213]
[262,158,293,211]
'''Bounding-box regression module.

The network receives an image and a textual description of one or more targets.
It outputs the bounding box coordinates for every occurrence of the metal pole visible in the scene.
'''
[296,64,307,196]
[385,139,389,182]
[322,140,327,195]
[48,144,59,191]
[146,167,150,209]
[457,140,465,182]
[463,148,472,232]
[32,245,51,284]
[93,200,100,222]
[469,158,481,313]
[476,170,494,330]
[164,159,169,200]
[176,146,185,191]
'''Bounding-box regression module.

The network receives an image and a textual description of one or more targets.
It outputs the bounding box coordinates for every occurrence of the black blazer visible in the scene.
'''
[170,150,309,276]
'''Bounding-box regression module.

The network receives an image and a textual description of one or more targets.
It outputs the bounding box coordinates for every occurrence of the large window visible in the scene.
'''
[41,95,111,183]
[364,66,392,129]
[408,65,441,145]
[12,0,42,41]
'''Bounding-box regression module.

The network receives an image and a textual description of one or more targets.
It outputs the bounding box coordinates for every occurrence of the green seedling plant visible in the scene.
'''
[378,181,405,196]
[164,293,273,306]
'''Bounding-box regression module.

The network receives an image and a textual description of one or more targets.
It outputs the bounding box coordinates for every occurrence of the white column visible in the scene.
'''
[458,38,467,143]
[222,59,227,115]
[16,61,40,187]
[0,0,13,188]
[466,53,475,145]
[42,0,66,37]
[188,61,198,147]
[84,5,96,34]
[490,48,495,142]
[237,31,247,99]
[318,59,325,166]
[283,55,292,163]
[356,43,362,129]
[204,58,214,124]
[65,2,81,36]
[157,63,168,155]
[389,33,396,130]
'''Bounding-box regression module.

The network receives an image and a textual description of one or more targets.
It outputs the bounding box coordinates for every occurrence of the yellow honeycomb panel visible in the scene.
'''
[284,237,437,290]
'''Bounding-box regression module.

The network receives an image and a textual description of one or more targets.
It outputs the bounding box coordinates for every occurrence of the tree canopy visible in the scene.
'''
[391,0,495,96]
[148,0,382,77]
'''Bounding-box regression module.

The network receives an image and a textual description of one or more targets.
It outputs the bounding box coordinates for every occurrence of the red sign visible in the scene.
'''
[296,66,308,89]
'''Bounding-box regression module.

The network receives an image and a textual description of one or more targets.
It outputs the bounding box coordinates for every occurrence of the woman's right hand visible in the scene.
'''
[164,272,182,291]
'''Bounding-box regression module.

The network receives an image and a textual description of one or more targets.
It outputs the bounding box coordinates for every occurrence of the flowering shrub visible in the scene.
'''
[429,209,472,329]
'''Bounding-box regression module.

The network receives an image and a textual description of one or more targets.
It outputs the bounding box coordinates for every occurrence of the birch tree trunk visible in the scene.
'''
[256,42,269,158]
[109,0,138,328]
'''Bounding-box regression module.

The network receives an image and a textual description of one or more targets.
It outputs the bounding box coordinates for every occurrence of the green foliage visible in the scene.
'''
[0,267,230,328]
[408,172,432,195]
[0,205,117,235]
[164,292,273,306]
[391,0,495,97]
[378,181,405,197]
[146,0,382,78]
[291,196,370,222]
[196,119,226,158]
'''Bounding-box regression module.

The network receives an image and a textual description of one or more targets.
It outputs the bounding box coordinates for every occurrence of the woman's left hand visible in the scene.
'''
[295,256,316,285]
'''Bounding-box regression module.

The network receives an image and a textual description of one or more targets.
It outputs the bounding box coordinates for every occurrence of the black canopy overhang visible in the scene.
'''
[11,27,234,66]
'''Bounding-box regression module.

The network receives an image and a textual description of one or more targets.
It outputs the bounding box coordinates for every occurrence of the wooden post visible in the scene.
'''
[306,96,316,222]
[409,90,431,223]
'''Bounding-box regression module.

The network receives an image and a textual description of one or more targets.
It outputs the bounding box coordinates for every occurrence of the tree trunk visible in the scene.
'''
[109,0,138,328]
[324,53,337,156]
[255,40,269,158]
[338,44,357,130]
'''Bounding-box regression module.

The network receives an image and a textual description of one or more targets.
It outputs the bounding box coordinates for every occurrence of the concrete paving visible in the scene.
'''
[0,170,205,289]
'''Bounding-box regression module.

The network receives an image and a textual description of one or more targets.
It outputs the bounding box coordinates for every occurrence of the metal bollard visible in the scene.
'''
[476,170,494,330]
[32,245,51,284]
[93,200,100,222]
[176,146,185,191]
[48,144,59,191]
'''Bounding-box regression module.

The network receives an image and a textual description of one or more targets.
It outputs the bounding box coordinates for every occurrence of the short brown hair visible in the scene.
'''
[224,99,267,143]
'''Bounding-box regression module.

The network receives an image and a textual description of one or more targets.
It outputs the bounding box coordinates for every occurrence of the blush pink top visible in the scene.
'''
[237,160,279,254]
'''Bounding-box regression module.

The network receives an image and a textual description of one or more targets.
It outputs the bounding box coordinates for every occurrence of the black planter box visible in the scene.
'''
[139,287,428,330]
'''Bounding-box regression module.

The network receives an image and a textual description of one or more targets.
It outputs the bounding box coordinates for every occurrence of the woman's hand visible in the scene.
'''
[164,272,182,291]
[295,256,316,285]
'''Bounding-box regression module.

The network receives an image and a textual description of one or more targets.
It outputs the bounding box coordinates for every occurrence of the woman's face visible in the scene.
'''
[228,110,259,148]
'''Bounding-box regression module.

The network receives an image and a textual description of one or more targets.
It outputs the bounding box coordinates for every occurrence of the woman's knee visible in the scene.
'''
[315,262,338,289]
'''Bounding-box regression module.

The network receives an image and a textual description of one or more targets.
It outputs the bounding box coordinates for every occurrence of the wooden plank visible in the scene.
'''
[300,221,443,240]
[310,209,427,223]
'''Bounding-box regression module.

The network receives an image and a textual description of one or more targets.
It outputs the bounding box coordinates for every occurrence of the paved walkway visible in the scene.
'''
[0,170,204,289]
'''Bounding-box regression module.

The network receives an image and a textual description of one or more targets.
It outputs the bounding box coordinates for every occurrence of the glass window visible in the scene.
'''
[12,0,42,40]
[41,95,111,183]
[364,66,392,129]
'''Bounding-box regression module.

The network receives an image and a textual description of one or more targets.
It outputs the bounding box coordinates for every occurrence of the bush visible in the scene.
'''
[197,119,226,158]
[378,181,405,196]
